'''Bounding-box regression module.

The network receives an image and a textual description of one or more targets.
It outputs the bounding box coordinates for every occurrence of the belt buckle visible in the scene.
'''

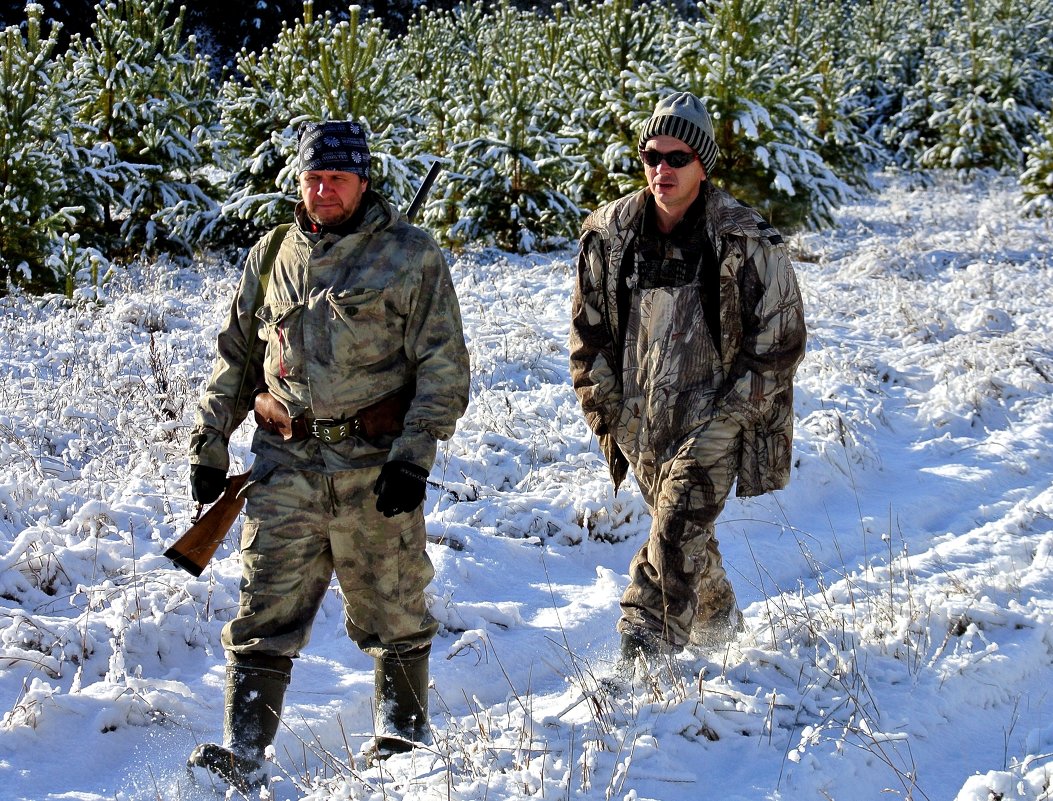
[311,418,349,443]
[310,417,363,443]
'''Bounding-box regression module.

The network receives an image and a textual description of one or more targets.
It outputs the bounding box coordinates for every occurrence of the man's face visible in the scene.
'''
[640,134,706,215]
[299,170,368,226]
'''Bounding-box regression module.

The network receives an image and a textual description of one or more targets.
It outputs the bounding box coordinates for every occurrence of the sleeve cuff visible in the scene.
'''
[387,428,439,473]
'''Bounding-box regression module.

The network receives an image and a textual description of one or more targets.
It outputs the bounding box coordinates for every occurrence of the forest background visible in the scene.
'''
[4,2,1053,799]
[2,0,1053,296]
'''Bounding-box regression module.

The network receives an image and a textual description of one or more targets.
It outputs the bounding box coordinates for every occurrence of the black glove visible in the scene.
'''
[373,460,429,517]
[190,465,227,505]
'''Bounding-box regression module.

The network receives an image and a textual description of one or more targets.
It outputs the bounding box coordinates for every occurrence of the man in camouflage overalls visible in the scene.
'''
[569,93,806,665]
[186,120,469,791]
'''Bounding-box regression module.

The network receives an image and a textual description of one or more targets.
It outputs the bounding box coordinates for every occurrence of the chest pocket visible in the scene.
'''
[328,288,405,366]
[257,303,304,380]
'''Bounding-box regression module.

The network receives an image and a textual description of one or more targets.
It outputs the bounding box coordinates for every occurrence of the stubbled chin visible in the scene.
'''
[312,209,346,224]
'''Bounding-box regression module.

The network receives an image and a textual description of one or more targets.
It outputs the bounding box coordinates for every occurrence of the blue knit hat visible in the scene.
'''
[638,92,719,175]
[297,120,371,180]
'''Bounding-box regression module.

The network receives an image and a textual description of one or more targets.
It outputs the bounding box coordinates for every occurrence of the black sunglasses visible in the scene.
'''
[639,149,697,168]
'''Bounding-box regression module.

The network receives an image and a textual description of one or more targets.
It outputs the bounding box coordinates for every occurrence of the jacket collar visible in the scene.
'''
[583,181,775,246]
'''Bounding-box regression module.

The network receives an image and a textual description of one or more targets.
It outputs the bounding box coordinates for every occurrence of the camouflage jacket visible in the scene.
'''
[569,183,806,497]
[190,191,470,474]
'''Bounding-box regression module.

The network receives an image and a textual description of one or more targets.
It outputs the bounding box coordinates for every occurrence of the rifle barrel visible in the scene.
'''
[405,161,442,224]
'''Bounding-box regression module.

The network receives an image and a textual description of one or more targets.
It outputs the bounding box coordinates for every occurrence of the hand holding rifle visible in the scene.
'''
[164,471,249,576]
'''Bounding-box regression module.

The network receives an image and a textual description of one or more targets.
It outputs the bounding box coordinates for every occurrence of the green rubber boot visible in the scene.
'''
[369,646,431,762]
[188,655,291,794]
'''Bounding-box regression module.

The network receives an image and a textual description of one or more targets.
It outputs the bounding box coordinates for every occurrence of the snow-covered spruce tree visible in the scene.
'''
[64,0,220,258]
[417,1,505,249]
[0,6,78,292]
[773,0,882,189]
[395,5,468,234]
[886,0,1053,173]
[559,0,677,210]
[217,1,411,244]
[1021,106,1053,217]
[663,0,851,230]
[439,1,585,252]
[838,0,926,155]
[876,0,954,168]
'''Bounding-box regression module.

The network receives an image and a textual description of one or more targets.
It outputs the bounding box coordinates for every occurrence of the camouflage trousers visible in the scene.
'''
[222,461,438,662]
[617,423,741,649]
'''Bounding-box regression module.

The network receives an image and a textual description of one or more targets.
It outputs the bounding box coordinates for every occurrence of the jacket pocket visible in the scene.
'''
[736,389,794,498]
[257,302,304,381]
[327,288,404,366]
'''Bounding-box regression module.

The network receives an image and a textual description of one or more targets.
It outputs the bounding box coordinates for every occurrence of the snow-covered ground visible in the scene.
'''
[1,170,1052,801]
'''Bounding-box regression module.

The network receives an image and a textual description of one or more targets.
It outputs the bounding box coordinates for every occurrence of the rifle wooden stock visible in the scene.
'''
[164,471,250,576]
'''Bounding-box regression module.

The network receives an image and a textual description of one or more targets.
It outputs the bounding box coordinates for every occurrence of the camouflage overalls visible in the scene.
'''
[570,182,806,649]
[190,191,470,661]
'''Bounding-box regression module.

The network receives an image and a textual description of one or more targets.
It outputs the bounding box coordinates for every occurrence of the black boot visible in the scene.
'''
[620,629,661,662]
[689,600,745,648]
[369,645,430,761]
[188,654,292,794]
[612,627,682,684]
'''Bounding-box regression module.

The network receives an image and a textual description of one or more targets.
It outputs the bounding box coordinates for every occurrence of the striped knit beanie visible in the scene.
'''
[638,92,719,176]
[297,120,371,180]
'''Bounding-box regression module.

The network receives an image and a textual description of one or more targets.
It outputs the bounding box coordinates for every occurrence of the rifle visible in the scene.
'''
[164,161,443,576]
[405,160,442,223]
[163,472,249,577]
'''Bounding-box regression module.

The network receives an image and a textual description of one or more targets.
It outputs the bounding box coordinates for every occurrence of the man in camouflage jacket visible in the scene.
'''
[570,93,806,663]
[186,121,469,790]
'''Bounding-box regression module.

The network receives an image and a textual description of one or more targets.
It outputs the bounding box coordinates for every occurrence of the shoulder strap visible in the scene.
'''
[255,222,291,307]
[233,223,292,416]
